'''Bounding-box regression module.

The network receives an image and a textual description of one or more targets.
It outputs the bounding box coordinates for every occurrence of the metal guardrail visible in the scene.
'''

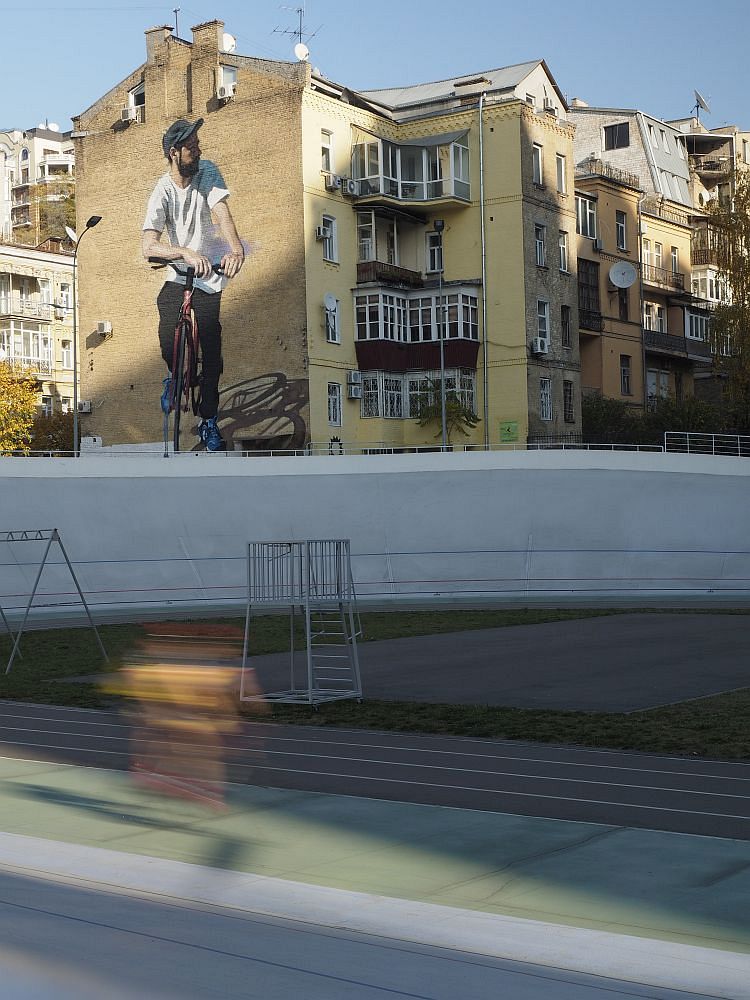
[664,432,750,457]
[642,264,685,290]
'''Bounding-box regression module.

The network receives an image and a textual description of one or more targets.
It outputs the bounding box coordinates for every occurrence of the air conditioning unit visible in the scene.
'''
[96,320,112,337]
[347,370,363,385]
[340,177,359,197]
[531,337,549,355]
[543,98,557,115]
[217,83,236,101]
[324,173,342,191]
[78,400,92,414]
[315,224,331,241]
[593,237,604,251]
[121,106,138,123]
[347,384,363,399]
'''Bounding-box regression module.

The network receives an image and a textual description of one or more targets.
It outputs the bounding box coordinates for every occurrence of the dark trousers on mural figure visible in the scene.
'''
[157,282,223,419]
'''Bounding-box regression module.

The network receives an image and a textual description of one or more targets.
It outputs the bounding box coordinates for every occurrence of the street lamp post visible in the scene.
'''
[434,219,447,450]
[66,215,102,455]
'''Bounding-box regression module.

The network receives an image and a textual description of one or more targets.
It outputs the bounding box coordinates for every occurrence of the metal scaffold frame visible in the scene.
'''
[240,539,363,706]
[0,528,108,674]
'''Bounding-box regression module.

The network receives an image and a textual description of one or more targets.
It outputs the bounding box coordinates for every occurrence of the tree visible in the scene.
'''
[0,363,39,454]
[413,377,480,443]
[30,411,74,453]
[707,174,750,429]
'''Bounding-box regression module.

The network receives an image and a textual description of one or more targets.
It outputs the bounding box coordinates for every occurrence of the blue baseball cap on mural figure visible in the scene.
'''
[162,118,204,157]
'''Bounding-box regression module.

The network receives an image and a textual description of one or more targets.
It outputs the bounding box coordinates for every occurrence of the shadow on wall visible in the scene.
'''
[187,373,309,451]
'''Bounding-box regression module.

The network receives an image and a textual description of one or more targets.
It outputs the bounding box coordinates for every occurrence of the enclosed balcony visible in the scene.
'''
[0,295,54,321]
[352,132,471,208]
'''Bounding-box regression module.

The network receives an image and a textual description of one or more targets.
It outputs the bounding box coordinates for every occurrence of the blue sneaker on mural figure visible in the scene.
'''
[160,375,172,415]
[198,417,226,452]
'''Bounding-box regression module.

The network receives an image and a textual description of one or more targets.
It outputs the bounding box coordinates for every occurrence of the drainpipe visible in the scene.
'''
[637,192,648,408]
[479,91,490,448]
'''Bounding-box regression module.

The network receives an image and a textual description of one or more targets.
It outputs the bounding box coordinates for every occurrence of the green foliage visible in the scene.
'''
[412,377,480,442]
[582,393,730,445]
[0,362,39,454]
[31,410,74,452]
[581,394,640,443]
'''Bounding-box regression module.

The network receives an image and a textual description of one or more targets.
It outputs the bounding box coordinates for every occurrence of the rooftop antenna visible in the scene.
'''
[693,89,711,122]
[173,7,180,38]
[272,4,321,59]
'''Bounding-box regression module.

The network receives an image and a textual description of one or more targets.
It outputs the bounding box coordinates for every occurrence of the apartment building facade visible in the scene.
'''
[0,242,75,413]
[0,126,75,246]
[72,21,581,450]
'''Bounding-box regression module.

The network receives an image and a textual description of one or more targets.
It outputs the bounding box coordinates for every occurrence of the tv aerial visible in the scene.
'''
[609,261,637,289]
[273,4,321,61]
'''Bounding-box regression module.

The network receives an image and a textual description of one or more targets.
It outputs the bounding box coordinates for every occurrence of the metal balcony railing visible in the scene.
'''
[689,154,732,174]
[578,309,604,332]
[356,260,424,287]
[642,263,685,290]
[2,354,53,375]
[0,296,54,320]
[643,329,711,359]
[575,158,641,190]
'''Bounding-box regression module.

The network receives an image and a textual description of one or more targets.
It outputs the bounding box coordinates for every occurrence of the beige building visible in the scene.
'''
[0,241,75,413]
[0,126,75,246]
[73,21,580,450]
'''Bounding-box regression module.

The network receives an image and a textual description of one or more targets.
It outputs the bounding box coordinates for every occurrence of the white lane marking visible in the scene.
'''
[0,715,747,782]
[3,736,750,807]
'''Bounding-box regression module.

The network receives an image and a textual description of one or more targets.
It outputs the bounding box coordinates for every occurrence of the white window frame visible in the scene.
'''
[537,299,550,341]
[540,378,552,421]
[558,231,568,272]
[327,382,342,426]
[426,232,443,273]
[576,195,597,238]
[61,396,72,414]
[535,224,546,267]
[325,299,340,344]
[532,143,543,185]
[616,211,627,251]
[61,339,72,368]
[322,215,338,263]
[671,247,679,274]
[321,129,333,174]
[654,243,663,269]
[556,154,566,193]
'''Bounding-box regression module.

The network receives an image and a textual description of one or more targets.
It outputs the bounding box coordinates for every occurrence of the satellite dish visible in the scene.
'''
[48,122,60,132]
[294,42,310,62]
[64,225,78,244]
[694,90,711,114]
[323,293,337,311]
[609,261,637,289]
[221,32,236,53]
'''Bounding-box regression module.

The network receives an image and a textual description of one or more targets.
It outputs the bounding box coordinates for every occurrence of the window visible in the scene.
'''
[219,65,237,94]
[537,300,550,341]
[540,378,552,421]
[687,311,710,341]
[576,195,597,238]
[577,259,600,313]
[661,172,672,198]
[58,282,71,309]
[620,355,631,395]
[383,376,403,418]
[322,215,337,262]
[426,232,443,273]
[642,238,651,266]
[654,243,663,269]
[560,305,571,348]
[357,213,374,262]
[603,122,629,150]
[535,225,546,267]
[556,154,566,193]
[643,302,666,332]
[558,231,569,272]
[41,396,53,417]
[321,130,333,173]
[647,368,670,405]
[61,397,72,414]
[616,211,627,250]
[327,382,342,426]
[324,298,340,343]
[61,339,72,367]
[563,380,574,422]
[618,287,629,321]
[128,81,145,115]
[361,375,380,417]
[660,129,669,152]
[671,247,679,273]
[409,296,435,342]
[532,143,543,185]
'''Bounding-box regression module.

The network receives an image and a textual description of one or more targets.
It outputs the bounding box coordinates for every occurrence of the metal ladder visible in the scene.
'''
[305,602,362,701]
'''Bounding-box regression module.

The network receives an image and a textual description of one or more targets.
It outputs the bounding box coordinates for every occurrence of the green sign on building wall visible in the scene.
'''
[499,421,519,442]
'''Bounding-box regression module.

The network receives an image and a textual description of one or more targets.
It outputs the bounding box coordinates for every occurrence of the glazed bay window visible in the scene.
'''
[362,289,479,343]
[576,195,597,238]
[352,134,470,201]
[328,382,342,426]
[540,378,552,421]
[361,369,476,420]
[535,225,546,267]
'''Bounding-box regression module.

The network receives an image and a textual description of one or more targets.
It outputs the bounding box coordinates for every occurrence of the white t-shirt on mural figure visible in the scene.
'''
[143,160,230,294]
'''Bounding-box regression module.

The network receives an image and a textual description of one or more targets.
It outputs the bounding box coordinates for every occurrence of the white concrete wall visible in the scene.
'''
[1,451,749,621]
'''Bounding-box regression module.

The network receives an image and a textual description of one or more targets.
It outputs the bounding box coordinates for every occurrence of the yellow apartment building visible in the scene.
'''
[0,241,75,415]
[72,21,580,450]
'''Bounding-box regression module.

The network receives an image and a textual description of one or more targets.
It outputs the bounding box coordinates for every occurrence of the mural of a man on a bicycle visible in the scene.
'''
[142,117,245,452]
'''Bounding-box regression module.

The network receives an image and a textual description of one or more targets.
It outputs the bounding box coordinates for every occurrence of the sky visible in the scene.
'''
[1,0,748,133]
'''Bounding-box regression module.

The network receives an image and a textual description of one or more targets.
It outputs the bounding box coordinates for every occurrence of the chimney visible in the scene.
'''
[191,19,224,55]
[145,24,174,65]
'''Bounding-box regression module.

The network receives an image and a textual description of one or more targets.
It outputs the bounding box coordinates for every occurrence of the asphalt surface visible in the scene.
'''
[0,868,725,1000]
[249,613,750,711]
[1,701,748,840]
